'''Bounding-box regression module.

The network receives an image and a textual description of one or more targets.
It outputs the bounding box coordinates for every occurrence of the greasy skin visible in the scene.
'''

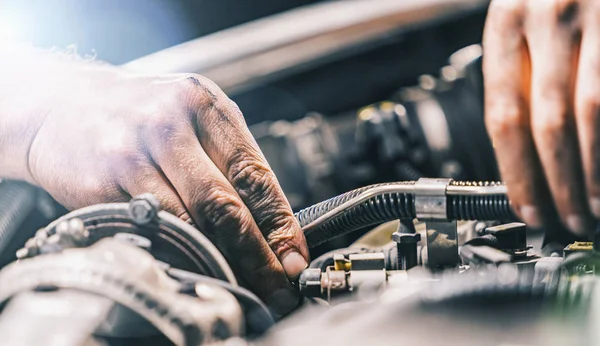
[484,0,600,237]
[0,51,308,315]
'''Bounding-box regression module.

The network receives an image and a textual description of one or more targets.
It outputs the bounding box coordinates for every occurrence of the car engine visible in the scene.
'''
[1,1,599,345]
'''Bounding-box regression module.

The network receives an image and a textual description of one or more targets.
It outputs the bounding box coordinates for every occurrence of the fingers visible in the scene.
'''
[576,2,600,219]
[486,0,597,237]
[484,0,551,229]
[525,0,593,236]
[119,161,190,221]
[148,122,298,314]
[185,76,309,278]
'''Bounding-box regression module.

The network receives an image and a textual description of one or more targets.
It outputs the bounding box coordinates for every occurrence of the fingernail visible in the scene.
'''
[590,198,600,218]
[267,288,300,317]
[281,252,308,279]
[520,205,542,228]
[567,215,591,237]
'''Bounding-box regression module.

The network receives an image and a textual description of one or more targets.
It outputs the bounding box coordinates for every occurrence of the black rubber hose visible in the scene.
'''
[296,181,515,248]
[447,195,514,220]
[0,181,37,255]
[296,182,415,247]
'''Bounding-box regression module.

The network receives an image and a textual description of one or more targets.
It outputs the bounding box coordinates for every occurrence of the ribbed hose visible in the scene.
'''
[296,180,515,248]
[296,182,415,247]
[447,180,514,220]
[0,181,37,254]
[447,195,513,220]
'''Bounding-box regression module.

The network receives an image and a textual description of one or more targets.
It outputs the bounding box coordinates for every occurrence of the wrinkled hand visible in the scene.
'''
[24,66,309,314]
[484,0,600,237]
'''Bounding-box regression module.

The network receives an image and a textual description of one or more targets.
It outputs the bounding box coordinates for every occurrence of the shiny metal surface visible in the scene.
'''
[414,178,451,221]
[123,0,490,94]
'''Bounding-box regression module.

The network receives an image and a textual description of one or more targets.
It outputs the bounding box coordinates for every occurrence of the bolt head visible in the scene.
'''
[392,231,421,243]
[129,194,160,225]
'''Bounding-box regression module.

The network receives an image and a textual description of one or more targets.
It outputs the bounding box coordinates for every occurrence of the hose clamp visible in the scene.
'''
[414,178,451,221]
[414,178,460,269]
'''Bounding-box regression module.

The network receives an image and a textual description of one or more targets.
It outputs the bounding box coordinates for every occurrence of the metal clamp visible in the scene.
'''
[414,178,451,221]
[413,178,459,269]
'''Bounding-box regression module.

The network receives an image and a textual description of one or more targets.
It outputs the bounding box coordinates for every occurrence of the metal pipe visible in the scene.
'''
[123,0,490,94]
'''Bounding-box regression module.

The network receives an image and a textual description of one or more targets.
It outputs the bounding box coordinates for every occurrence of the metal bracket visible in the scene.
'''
[414,178,451,220]
[413,178,460,269]
[425,220,459,269]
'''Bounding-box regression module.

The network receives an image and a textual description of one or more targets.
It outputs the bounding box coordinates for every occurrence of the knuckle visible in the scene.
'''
[532,106,570,136]
[226,151,299,241]
[489,0,523,16]
[265,218,299,256]
[533,115,568,136]
[151,119,182,144]
[526,0,559,11]
[181,74,218,99]
[179,74,226,105]
[537,83,568,104]
[179,74,244,126]
[142,111,188,148]
[106,145,139,162]
[485,100,528,137]
[82,180,124,205]
[228,151,276,202]
[106,146,145,174]
[527,0,581,25]
[487,0,525,28]
[81,179,107,198]
[192,185,245,231]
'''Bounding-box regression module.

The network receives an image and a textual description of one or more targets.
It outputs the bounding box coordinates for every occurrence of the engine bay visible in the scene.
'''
[1,1,598,345]
[0,177,597,346]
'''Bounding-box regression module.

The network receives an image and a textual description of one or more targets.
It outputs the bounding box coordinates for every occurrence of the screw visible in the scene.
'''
[392,231,421,270]
[392,231,421,244]
[129,194,160,225]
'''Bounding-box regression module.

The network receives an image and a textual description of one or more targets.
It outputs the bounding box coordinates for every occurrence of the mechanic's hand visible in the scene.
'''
[484,0,600,237]
[13,60,309,314]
